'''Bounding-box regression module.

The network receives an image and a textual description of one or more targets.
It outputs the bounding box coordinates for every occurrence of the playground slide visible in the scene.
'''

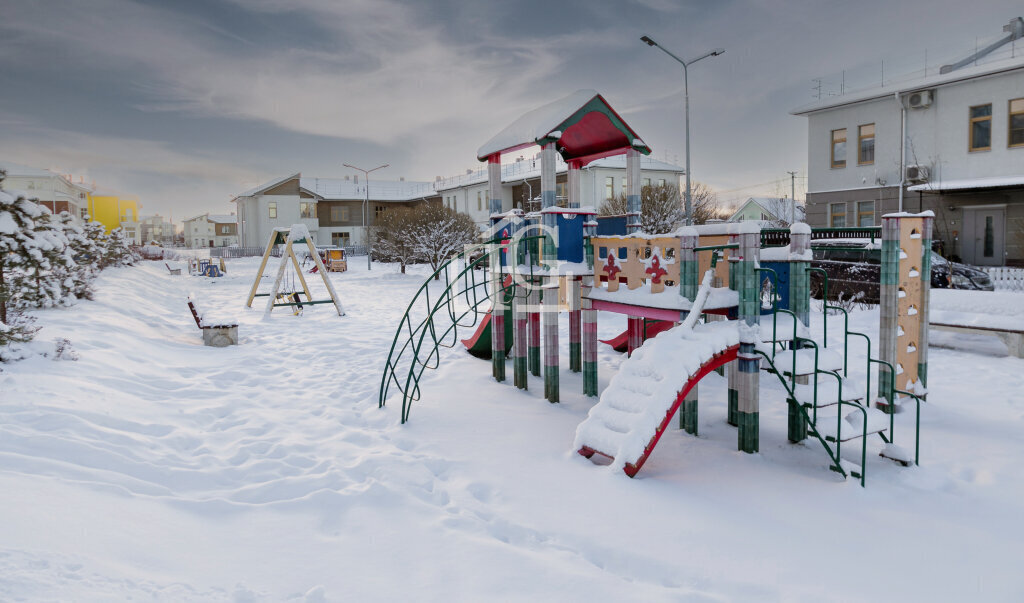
[461,307,515,359]
[574,320,739,477]
[600,319,677,353]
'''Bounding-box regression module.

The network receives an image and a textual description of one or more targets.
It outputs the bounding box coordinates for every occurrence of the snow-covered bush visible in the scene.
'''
[372,203,480,278]
[599,183,722,232]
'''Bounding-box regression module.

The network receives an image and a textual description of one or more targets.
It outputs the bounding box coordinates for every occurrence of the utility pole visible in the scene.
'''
[786,171,798,224]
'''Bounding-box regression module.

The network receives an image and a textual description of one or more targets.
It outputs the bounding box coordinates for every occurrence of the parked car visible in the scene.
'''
[807,239,993,303]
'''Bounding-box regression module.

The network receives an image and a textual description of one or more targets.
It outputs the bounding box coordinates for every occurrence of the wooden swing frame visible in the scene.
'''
[245,227,345,316]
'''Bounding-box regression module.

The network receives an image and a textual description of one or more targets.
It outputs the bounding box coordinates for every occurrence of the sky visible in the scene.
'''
[0,0,1021,221]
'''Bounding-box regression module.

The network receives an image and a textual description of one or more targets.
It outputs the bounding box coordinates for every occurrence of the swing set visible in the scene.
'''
[245,226,345,316]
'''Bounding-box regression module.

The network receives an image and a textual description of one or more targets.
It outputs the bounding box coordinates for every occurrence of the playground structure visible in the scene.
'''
[379,90,930,486]
[245,225,345,316]
[188,257,226,277]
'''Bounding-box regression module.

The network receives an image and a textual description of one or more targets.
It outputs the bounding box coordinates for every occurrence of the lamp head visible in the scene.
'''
[711,48,725,56]
[640,35,657,47]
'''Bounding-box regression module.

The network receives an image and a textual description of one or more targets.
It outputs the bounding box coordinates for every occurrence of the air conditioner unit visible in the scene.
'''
[907,90,933,109]
[906,165,930,182]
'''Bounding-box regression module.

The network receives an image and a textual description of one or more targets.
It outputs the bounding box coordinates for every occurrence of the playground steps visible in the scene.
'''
[769,347,844,377]
[809,405,890,443]
[758,314,809,343]
[794,377,864,406]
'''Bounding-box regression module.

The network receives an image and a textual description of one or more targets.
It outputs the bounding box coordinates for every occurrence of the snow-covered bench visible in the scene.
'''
[928,314,1024,358]
[187,298,238,347]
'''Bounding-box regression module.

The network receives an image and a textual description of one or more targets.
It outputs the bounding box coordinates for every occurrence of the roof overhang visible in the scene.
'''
[908,176,1024,192]
[477,90,651,163]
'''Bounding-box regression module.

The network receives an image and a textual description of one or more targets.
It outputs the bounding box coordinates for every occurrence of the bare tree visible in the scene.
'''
[371,206,420,274]
[410,203,480,279]
[599,182,722,233]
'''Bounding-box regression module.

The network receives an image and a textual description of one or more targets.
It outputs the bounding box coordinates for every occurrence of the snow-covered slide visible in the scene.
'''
[574,270,740,477]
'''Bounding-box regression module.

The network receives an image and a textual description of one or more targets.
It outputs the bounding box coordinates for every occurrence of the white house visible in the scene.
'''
[792,17,1024,266]
[0,160,92,223]
[728,197,805,224]
[183,213,238,248]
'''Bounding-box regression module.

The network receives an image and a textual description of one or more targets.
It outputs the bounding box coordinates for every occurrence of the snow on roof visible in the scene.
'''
[0,160,54,178]
[299,177,435,202]
[477,90,600,159]
[434,155,683,193]
[236,172,300,198]
[791,52,1024,115]
[907,176,1024,192]
[728,197,805,222]
[208,214,236,224]
[586,155,684,173]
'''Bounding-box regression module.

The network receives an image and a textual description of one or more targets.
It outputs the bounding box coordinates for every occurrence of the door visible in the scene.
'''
[965,207,1005,266]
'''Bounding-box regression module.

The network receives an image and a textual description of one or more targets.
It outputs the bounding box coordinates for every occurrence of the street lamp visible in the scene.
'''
[640,35,724,226]
[343,162,388,270]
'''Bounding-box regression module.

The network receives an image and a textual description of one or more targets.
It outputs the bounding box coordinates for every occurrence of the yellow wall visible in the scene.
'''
[88,195,140,232]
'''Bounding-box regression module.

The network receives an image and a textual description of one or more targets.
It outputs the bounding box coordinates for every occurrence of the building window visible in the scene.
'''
[332,232,350,247]
[857,200,875,227]
[1009,98,1024,148]
[829,202,846,227]
[375,205,385,218]
[80,208,88,219]
[605,177,614,200]
[477,191,482,211]
[969,104,992,151]
[643,178,651,188]
[657,179,666,187]
[984,215,994,257]
[330,206,350,222]
[857,124,875,165]
[556,182,566,201]
[831,128,847,168]
[300,201,316,219]
[268,202,277,219]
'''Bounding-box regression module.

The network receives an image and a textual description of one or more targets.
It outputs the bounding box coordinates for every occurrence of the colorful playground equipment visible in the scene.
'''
[379,90,929,486]
[245,225,345,316]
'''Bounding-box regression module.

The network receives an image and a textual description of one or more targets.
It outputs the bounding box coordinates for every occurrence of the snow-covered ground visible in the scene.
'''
[2,258,1023,601]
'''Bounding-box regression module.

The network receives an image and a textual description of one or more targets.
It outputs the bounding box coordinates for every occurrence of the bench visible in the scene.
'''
[928,321,1024,358]
[187,298,238,347]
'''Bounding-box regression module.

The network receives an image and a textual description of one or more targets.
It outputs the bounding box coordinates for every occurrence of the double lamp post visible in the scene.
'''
[343,162,388,271]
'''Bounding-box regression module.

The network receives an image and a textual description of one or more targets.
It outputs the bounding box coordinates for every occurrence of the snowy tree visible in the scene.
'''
[57,211,97,301]
[600,183,722,232]
[0,178,45,346]
[102,227,137,268]
[82,218,109,267]
[371,206,419,274]
[13,207,76,310]
[410,204,480,279]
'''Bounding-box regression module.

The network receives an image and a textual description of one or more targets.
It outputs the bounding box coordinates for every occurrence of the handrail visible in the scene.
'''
[893,389,923,466]
[806,267,830,345]
[379,234,547,423]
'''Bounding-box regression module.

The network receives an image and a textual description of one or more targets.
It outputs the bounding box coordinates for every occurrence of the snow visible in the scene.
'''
[3,260,1024,600]
[907,175,1024,192]
[539,205,597,215]
[759,244,812,262]
[789,222,811,235]
[882,210,935,218]
[477,89,599,159]
[586,284,738,311]
[0,209,16,235]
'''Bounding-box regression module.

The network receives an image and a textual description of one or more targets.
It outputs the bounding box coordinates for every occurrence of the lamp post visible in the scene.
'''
[343,162,388,270]
[640,35,724,226]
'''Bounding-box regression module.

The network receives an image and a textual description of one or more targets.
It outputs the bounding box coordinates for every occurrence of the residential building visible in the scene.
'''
[792,17,1024,265]
[88,193,142,244]
[234,157,684,250]
[183,213,239,248]
[139,214,176,246]
[0,160,92,222]
[728,197,805,224]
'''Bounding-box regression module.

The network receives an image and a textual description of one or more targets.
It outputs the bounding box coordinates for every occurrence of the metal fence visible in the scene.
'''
[984,267,1024,292]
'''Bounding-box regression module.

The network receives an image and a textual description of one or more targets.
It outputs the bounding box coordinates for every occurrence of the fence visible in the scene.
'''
[984,267,1024,292]
[209,245,369,259]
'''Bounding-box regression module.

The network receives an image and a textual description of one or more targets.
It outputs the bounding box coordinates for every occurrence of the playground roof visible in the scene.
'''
[476,89,652,164]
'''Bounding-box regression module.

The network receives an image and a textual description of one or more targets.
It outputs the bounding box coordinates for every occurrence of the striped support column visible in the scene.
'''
[788,224,811,442]
[568,161,582,373]
[679,229,700,430]
[878,216,900,410]
[541,143,559,403]
[727,249,739,427]
[569,278,582,372]
[627,317,643,357]
[681,382,699,435]
[528,283,541,377]
[918,216,933,394]
[583,221,598,397]
[736,227,761,453]
[513,280,528,390]
[488,155,505,382]
[626,148,641,232]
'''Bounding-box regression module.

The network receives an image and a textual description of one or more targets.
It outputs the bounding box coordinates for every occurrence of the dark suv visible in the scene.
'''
[808,239,994,303]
